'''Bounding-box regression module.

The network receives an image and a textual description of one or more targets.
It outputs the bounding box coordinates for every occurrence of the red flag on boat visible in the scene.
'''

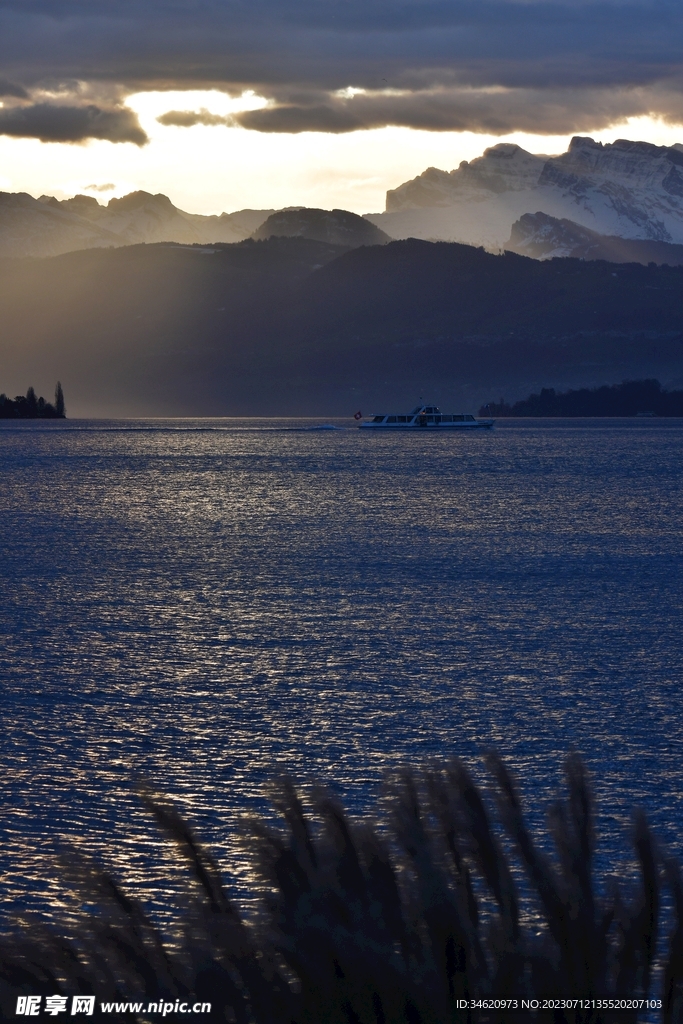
[353,410,362,420]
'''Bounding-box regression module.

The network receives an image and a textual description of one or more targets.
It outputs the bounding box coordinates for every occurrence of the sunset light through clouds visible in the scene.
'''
[1,0,683,212]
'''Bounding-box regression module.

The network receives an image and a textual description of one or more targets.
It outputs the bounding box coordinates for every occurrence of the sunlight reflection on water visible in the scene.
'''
[1,417,682,922]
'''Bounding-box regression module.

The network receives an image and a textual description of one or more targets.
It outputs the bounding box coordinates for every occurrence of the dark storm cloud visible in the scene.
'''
[2,0,683,135]
[0,103,147,144]
[157,108,232,127]
[0,77,28,98]
[234,86,683,134]
[238,105,360,133]
[164,85,683,136]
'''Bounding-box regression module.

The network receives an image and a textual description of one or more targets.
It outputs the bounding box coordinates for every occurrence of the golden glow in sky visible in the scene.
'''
[1,89,682,215]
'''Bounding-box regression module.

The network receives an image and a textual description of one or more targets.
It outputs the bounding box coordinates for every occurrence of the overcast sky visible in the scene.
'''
[1,0,683,212]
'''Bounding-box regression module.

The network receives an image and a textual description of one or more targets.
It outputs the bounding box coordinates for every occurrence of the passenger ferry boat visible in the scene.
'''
[358,404,494,430]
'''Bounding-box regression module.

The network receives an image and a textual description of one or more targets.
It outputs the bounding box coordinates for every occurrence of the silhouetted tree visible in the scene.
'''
[481,379,683,417]
[0,385,64,418]
[55,381,65,418]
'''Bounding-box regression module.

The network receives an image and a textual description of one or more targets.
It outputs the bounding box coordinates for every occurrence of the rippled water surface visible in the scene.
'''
[1,417,682,916]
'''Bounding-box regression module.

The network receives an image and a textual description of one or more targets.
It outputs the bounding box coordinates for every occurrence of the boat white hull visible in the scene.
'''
[359,420,494,430]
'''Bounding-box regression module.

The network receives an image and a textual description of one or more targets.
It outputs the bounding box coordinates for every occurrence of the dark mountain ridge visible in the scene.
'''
[283,238,683,345]
[1,237,682,415]
[252,207,390,247]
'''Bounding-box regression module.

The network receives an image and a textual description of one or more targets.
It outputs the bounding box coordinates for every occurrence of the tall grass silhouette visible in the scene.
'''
[1,753,682,1022]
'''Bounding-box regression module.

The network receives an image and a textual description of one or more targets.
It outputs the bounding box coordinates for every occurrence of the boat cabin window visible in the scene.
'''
[442,415,452,422]
[465,415,475,421]
[453,415,465,421]
[397,416,408,423]
[372,415,385,423]
[387,416,397,423]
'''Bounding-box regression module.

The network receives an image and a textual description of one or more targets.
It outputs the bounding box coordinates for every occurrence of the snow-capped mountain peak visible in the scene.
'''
[542,136,683,196]
[386,143,547,210]
[368,136,683,249]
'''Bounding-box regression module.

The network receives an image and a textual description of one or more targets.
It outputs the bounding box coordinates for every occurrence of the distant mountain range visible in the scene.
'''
[0,191,389,259]
[3,135,683,416]
[367,136,683,251]
[2,236,682,416]
[3,135,683,264]
[0,190,275,258]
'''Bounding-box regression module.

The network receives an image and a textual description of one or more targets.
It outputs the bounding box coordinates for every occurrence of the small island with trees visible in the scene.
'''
[480,378,683,417]
[0,383,66,419]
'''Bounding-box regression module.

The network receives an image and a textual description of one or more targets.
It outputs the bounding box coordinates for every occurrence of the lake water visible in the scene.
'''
[1,417,682,924]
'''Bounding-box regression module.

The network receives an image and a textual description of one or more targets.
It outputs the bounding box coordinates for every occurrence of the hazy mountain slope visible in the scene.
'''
[1,238,682,416]
[47,193,273,242]
[253,207,391,247]
[0,237,349,415]
[507,212,683,263]
[0,192,120,258]
[367,190,570,249]
[2,191,274,257]
[184,208,275,242]
[3,188,392,257]
[86,192,275,245]
[369,137,683,249]
[96,191,205,244]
